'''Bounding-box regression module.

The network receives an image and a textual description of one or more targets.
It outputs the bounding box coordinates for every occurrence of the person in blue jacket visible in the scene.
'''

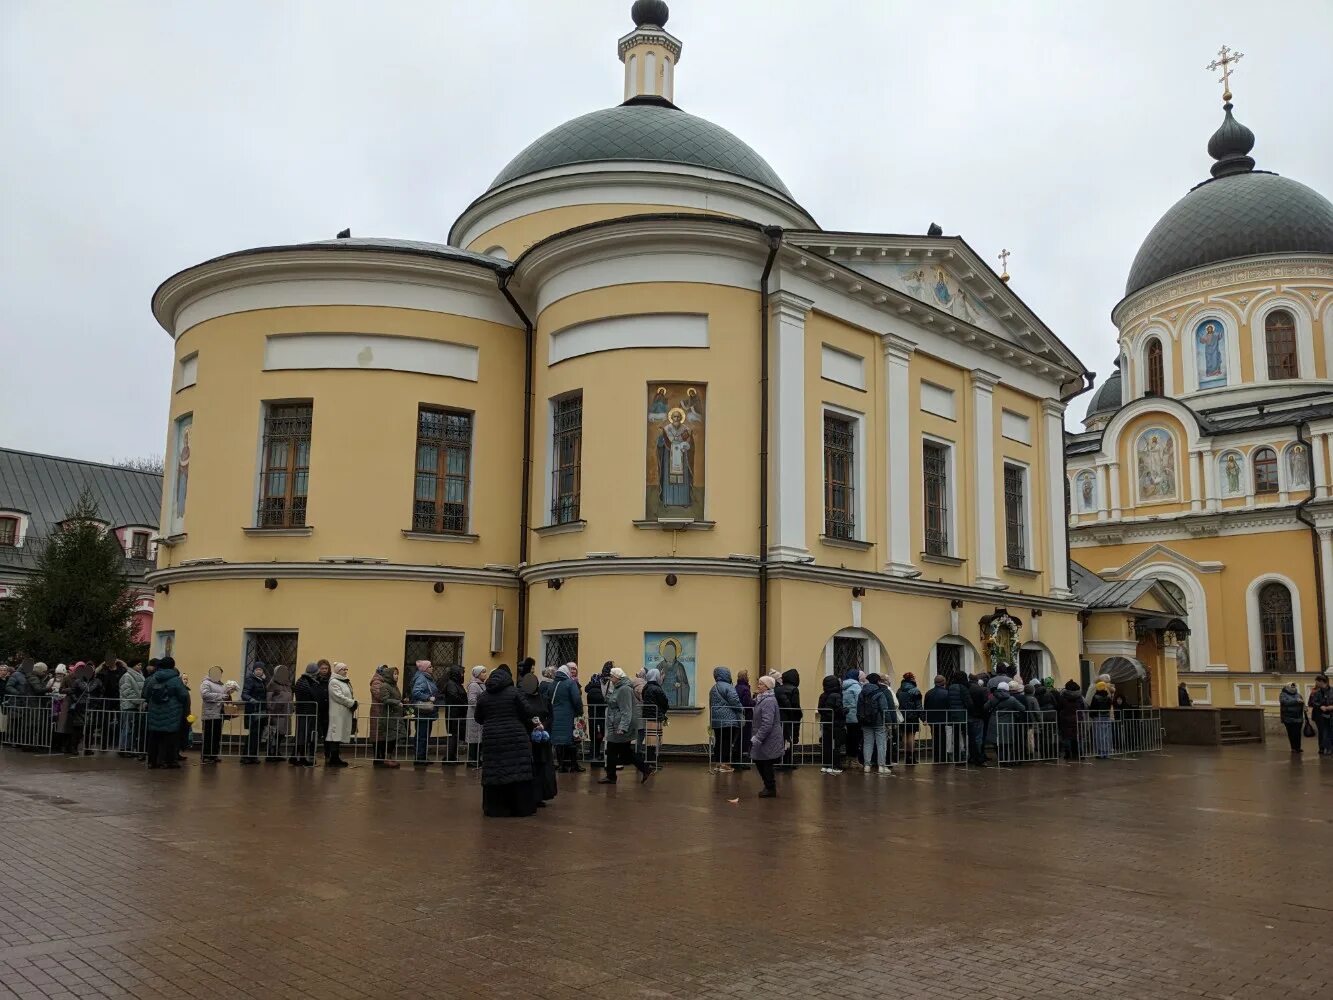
[549,664,585,773]
[410,660,440,766]
[142,656,190,770]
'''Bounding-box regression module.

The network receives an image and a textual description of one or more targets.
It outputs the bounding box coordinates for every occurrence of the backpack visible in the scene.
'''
[858,685,885,727]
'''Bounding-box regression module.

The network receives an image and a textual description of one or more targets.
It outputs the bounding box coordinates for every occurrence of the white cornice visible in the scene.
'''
[1070,501,1332,547]
[617,27,682,60]
[146,561,518,588]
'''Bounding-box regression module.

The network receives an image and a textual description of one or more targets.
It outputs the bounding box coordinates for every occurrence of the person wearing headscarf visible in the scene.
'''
[473,664,539,817]
[598,667,652,785]
[1310,673,1333,756]
[516,657,540,699]
[142,656,189,769]
[465,665,487,768]
[708,667,743,774]
[1087,680,1114,759]
[199,666,227,763]
[410,659,440,767]
[641,667,669,763]
[370,664,403,767]
[818,674,845,774]
[549,664,585,773]
[240,661,268,764]
[292,662,324,767]
[750,674,784,797]
[583,663,611,768]
[50,663,71,754]
[1278,681,1307,753]
[441,665,468,764]
[1056,680,1084,761]
[117,661,146,758]
[325,663,355,767]
[537,664,557,714]
[265,664,294,762]
[61,662,94,756]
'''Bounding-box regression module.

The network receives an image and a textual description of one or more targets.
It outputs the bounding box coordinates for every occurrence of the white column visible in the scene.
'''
[1096,463,1110,521]
[1320,528,1333,668]
[1109,461,1122,518]
[1203,447,1219,511]
[1041,399,1071,599]
[882,333,918,576]
[768,291,813,562]
[1189,450,1203,512]
[971,369,1002,589]
[1313,433,1328,498]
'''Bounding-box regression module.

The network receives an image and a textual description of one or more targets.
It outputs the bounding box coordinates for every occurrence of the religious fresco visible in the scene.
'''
[1288,444,1310,489]
[171,414,192,533]
[1075,470,1097,513]
[643,632,696,709]
[896,264,982,325]
[1194,319,1228,389]
[1220,452,1244,497]
[645,382,705,520]
[1136,427,1177,502]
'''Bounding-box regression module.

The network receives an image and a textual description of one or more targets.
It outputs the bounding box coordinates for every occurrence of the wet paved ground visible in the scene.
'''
[0,746,1328,1000]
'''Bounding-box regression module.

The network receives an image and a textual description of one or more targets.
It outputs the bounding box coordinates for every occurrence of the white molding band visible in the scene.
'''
[769,291,813,561]
[548,312,707,365]
[882,333,917,575]
[147,562,519,588]
[820,344,865,390]
[262,333,480,381]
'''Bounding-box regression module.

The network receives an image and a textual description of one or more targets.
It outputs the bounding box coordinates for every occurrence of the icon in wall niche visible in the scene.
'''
[1220,452,1244,497]
[644,632,696,709]
[1194,319,1228,389]
[172,414,191,532]
[1136,427,1177,502]
[646,382,705,521]
[1288,445,1309,489]
[1075,470,1097,512]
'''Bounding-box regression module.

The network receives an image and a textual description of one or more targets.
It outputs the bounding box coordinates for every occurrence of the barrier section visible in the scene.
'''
[3,696,55,753]
[994,717,1060,764]
[1078,708,1162,760]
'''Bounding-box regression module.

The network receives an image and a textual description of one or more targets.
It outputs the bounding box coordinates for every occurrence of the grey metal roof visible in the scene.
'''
[174,237,509,276]
[1081,577,1160,610]
[1125,170,1333,295]
[1199,397,1333,434]
[1085,367,1122,416]
[489,98,794,198]
[0,449,162,578]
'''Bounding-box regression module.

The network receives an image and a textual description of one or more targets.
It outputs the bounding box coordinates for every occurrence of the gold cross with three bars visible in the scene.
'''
[997,248,1011,282]
[1207,44,1243,102]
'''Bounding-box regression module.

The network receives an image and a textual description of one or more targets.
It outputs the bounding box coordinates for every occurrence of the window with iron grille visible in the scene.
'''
[551,393,583,525]
[0,517,17,547]
[413,407,472,534]
[1258,582,1296,671]
[543,631,578,672]
[1019,648,1042,683]
[1145,338,1164,396]
[1003,463,1027,568]
[823,413,856,539]
[403,633,463,695]
[832,636,865,677]
[923,441,951,556]
[245,631,298,673]
[935,642,962,678]
[257,402,313,528]
[1264,310,1297,380]
[129,531,150,560]
[1253,447,1279,494]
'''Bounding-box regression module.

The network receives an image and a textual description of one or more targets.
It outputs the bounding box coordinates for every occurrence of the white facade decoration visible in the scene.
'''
[263,333,480,382]
[548,312,707,364]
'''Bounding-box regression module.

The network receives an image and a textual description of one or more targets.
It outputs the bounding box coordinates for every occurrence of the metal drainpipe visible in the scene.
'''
[757,227,783,673]
[1294,420,1327,669]
[497,270,534,660]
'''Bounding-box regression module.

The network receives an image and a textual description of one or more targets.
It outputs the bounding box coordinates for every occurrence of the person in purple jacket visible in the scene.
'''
[750,675,785,798]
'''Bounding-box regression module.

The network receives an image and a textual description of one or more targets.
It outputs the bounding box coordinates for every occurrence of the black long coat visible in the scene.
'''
[473,668,535,787]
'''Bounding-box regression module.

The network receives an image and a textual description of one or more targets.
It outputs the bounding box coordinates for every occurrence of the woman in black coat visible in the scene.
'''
[473,665,539,818]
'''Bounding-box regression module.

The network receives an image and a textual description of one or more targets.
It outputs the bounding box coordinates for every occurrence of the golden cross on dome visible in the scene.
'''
[1207,44,1244,102]
[998,248,1011,282]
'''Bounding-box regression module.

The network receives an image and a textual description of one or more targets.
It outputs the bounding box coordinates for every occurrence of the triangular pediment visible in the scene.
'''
[1099,542,1224,578]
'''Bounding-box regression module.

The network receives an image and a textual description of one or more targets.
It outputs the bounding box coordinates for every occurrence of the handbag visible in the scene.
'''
[1302,713,1316,739]
[573,717,588,743]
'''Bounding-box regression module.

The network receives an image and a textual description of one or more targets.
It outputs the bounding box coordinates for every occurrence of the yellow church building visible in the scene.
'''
[146,1,1093,745]
[1067,57,1333,711]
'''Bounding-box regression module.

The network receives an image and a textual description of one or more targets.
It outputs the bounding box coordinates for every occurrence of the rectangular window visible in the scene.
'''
[129,531,150,560]
[823,413,856,540]
[832,636,865,677]
[257,402,313,528]
[923,440,951,556]
[551,393,583,524]
[413,407,473,534]
[244,630,297,672]
[1004,462,1028,568]
[0,517,17,547]
[542,631,579,672]
[1254,449,1279,495]
[403,632,463,696]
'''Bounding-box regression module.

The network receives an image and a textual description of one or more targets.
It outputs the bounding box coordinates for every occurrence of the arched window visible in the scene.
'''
[1145,338,1164,396]
[1258,582,1296,671]
[1253,447,1279,494]
[1265,310,1298,380]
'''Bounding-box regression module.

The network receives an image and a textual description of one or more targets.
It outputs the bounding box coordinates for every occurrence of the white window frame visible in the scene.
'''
[822,403,867,542]
[1245,573,1305,673]
[1252,298,1313,383]
[1002,459,1032,570]
[1183,681,1211,706]
[176,351,198,392]
[0,510,31,548]
[922,434,957,557]
[540,629,579,671]
[1232,682,1256,706]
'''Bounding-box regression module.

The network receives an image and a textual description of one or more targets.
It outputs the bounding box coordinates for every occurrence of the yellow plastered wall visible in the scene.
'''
[152,578,516,694]
[910,355,969,587]
[527,282,761,564]
[466,203,720,260]
[994,385,1047,594]
[162,306,524,571]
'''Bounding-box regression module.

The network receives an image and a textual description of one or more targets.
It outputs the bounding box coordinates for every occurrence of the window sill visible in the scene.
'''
[1003,565,1041,578]
[401,530,478,543]
[243,526,313,537]
[920,552,966,567]
[820,535,873,551]
[153,533,187,548]
[534,519,586,537]
[632,519,716,531]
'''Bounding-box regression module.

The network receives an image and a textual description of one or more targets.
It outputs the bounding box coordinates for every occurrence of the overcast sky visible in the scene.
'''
[3,0,1330,462]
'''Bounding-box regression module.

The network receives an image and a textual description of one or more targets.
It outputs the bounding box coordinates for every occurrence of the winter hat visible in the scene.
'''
[555,665,570,679]
[207,666,223,682]
[159,656,176,672]
[1043,677,1055,688]
[866,672,882,685]
[471,665,486,677]
[1095,681,1109,691]
[55,664,68,675]
[610,667,626,680]
[757,675,776,690]
[33,662,48,675]
[645,668,661,683]
[1064,680,1080,692]
[998,681,1010,692]
[415,660,432,670]
[334,662,349,676]
[304,662,319,676]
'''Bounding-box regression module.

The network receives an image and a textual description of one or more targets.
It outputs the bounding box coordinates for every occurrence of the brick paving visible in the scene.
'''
[0,746,1328,999]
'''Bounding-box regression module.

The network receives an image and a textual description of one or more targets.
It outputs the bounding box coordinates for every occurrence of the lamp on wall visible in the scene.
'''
[547,578,563,591]
[155,584,170,595]
[950,599,963,610]
[433,582,445,594]
[264,578,278,590]
[851,587,866,598]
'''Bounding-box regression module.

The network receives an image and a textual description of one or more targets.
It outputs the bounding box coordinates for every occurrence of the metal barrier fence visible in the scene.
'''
[1076,708,1162,760]
[993,717,1060,764]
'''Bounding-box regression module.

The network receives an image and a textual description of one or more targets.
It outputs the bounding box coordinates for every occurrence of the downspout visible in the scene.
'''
[757,227,783,672]
[1294,420,1327,669]
[498,269,534,660]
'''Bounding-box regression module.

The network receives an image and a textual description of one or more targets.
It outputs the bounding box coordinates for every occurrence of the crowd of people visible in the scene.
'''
[4,651,1330,808]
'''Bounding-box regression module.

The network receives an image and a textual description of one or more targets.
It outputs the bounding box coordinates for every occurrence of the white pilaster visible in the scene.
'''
[769,291,814,562]
[1189,450,1203,512]
[882,333,918,576]
[1320,528,1333,667]
[1041,399,1071,599]
[1096,463,1110,521]
[972,370,1003,589]
[1109,461,1122,518]
[1314,434,1328,499]
[1203,447,1219,511]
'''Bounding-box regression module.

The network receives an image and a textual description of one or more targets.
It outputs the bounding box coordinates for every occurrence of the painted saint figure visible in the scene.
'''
[174,422,191,521]
[1078,472,1095,511]
[1196,321,1226,384]
[657,408,693,508]
[1289,445,1309,489]
[1224,454,1242,495]
[1137,429,1176,501]
[656,637,691,709]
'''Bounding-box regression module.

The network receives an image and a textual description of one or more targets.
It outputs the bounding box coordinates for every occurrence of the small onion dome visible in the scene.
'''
[631,0,669,27]
[1085,359,1123,418]
[1207,102,1256,178]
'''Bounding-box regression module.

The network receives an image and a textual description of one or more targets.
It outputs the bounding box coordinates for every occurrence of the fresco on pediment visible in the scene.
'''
[893,264,984,325]
[1136,427,1177,503]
